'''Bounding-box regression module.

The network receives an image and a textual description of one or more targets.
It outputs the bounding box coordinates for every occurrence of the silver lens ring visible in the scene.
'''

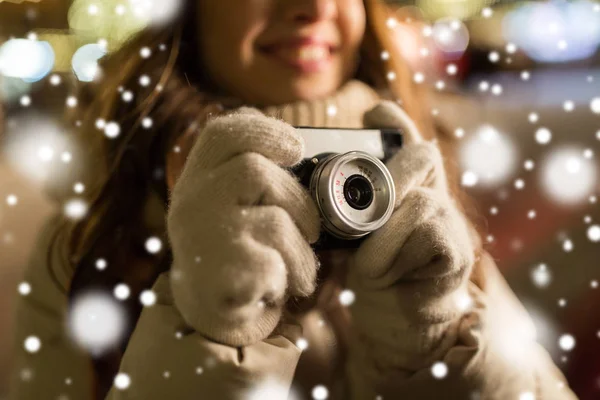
[309,151,396,240]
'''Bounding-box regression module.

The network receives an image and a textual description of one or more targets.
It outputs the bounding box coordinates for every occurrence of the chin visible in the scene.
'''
[269,75,343,104]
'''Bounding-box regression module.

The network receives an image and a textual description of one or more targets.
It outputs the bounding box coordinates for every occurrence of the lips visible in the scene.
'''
[259,37,338,73]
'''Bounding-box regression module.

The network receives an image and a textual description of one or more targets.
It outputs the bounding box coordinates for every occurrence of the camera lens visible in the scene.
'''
[343,174,374,210]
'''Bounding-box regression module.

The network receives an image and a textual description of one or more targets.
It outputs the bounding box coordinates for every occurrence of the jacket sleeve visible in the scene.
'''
[105,271,304,400]
[8,213,96,400]
[343,251,579,400]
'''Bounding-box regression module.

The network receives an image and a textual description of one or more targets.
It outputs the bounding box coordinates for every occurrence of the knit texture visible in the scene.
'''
[344,101,476,396]
[166,80,381,347]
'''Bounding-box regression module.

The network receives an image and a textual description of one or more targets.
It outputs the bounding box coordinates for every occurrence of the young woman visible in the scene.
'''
[10,0,578,399]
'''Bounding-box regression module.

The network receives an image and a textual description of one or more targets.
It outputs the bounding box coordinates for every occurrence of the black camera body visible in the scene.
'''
[292,127,403,251]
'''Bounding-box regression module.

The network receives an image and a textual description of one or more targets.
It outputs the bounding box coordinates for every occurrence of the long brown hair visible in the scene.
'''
[62,0,484,397]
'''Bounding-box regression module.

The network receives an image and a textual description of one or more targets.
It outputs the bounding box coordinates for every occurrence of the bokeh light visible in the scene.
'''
[432,18,470,55]
[540,146,598,205]
[0,39,55,82]
[503,0,600,63]
[67,291,128,356]
[460,125,518,187]
[72,43,107,82]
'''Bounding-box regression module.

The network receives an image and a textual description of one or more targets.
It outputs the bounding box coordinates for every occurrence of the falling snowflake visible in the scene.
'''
[74,182,85,193]
[541,147,597,205]
[535,127,552,144]
[431,362,448,379]
[142,117,153,128]
[312,385,329,400]
[66,96,78,108]
[114,373,131,390]
[50,74,61,85]
[386,17,398,29]
[18,282,31,296]
[524,160,535,170]
[558,298,567,307]
[114,284,131,300]
[558,334,575,351]
[590,98,600,114]
[528,113,539,123]
[446,64,457,75]
[587,225,600,242]
[24,336,41,353]
[139,75,151,86]
[460,125,516,187]
[461,171,478,187]
[531,264,552,288]
[339,289,355,306]
[105,122,121,138]
[491,84,502,95]
[96,258,107,270]
[6,194,18,206]
[326,105,337,117]
[563,100,575,112]
[145,236,162,253]
[514,179,525,190]
[20,95,31,107]
[519,392,535,400]
[68,291,127,355]
[64,199,88,220]
[122,91,134,102]
[140,289,157,306]
[140,47,152,58]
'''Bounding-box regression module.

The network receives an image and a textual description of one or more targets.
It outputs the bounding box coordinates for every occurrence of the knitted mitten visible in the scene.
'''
[344,101,476,395]
[167,107,321,346]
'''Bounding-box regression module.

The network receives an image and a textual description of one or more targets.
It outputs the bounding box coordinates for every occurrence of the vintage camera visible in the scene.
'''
[291,127,403,250]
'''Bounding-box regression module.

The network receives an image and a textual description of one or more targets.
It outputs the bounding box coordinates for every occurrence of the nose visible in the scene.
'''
[283,0,338,23]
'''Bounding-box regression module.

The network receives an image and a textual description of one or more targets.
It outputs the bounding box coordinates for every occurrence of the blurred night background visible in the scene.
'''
[1,0,600,398]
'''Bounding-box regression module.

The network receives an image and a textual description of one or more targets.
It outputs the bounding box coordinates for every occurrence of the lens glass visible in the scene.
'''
[343,174,374,210]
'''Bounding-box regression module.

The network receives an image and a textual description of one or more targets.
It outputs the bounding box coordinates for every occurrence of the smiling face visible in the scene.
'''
[196,0,366,106]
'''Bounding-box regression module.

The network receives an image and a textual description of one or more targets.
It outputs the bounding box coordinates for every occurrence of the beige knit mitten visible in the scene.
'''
[344,101,476,394]
[166,107,321,347]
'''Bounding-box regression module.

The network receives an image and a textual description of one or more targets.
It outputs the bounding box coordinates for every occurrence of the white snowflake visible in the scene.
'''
[558,334,575,351]
[114,284,130,300]
[18,282,31,295]
[140,290,157,306]
[312,385,329,400]
[339,289,355,306]
[24,336,41,353]
[587,225,600,242]
[431,362,448,379]
[114,373,131,390]
[145,237,162,253]
[69,291,127,355]
[105,122,121,139]
[6,194,18,206]
[64,199,88,220]
[531,263,551,288]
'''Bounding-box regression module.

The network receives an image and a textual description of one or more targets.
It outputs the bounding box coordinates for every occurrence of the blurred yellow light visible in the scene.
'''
[417,0,495,20]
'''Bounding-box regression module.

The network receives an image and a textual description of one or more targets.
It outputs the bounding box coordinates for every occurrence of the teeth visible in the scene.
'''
[279,45,329,62]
